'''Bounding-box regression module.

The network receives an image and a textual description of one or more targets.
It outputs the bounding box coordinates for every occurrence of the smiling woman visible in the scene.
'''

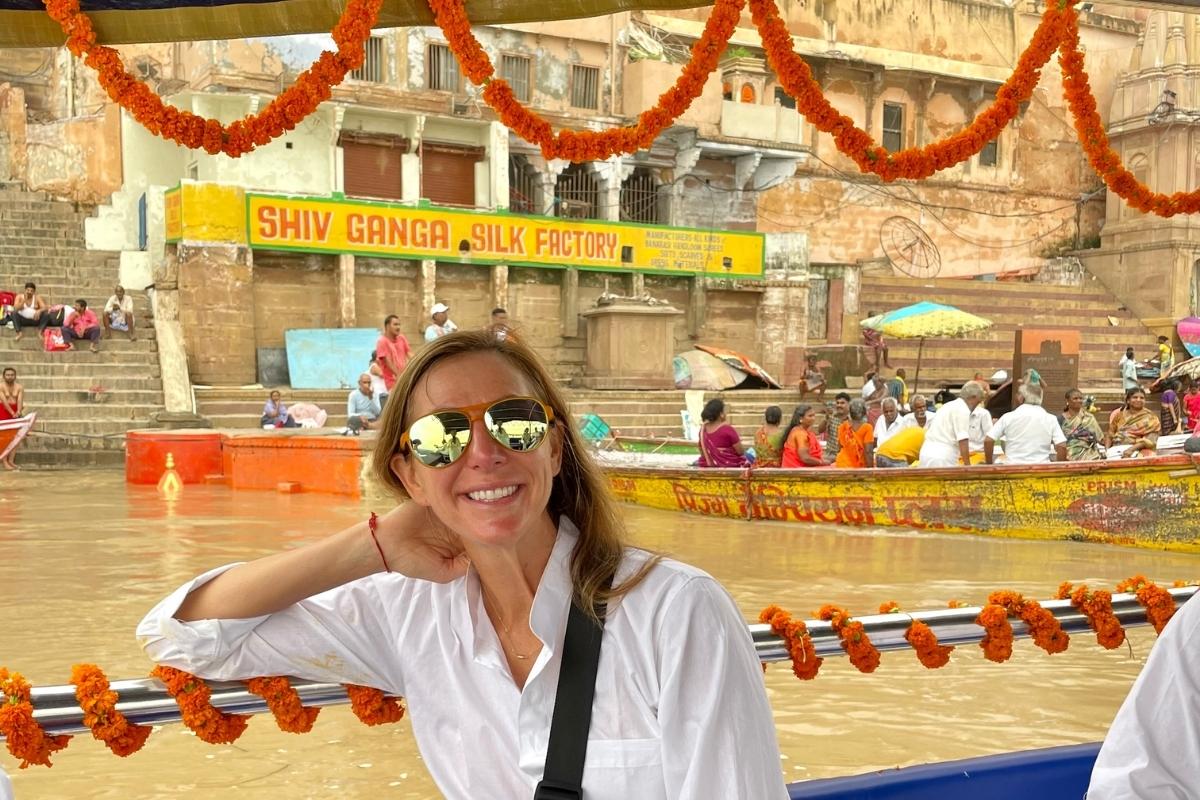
[136,330,789,800]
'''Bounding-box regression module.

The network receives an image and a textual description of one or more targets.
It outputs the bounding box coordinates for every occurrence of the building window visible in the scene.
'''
[555,163,598,219]
[979,138,999,167]
[882,102,904,152]
[571,65,600,110]
[774,87,796,109]
[620,167,660,224]
[350,36,385,83]
[427,43,460,92]
[509,154,542,214]
[501,54,532,103]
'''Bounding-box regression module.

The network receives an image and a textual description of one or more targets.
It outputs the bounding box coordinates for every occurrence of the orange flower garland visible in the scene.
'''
[817,605,880,673]
[1056,582,1125,649]
[760,605,823,680]
[0,668,71,768]
[431,0,746,161]
[344,684,406,725]
[151,665,250,744]
[1115,575,1176,634]
[246,676,321,734]
[880,602,954,669]
[975,603,1015,663]
[69,664,152,757]
[989,591,1070,655]
[41,0,382,157]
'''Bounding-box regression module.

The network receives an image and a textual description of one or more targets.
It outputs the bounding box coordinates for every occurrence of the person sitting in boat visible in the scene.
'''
[966,390,994,465]
[1159,379,1183,435]
[1086,591,1200,799]
[983,380,1066,464]
[822,392,851,464]
[798,353,826,402]
[698,398,749,468]
[781,405,825,467]
[898,394,935,430]
[1061,388,1104,461]
[137,331,789,799]
[754,405,785,468]
[1107,387,1161,458]
[918,382,985,468]
[834,399,875,468]
[1184,380,1200,432]
[874,425,924,468]
[874,397,904,447]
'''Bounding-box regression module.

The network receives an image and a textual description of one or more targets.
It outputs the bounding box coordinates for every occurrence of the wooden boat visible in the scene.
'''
[612,434,698,455]
[0,412,34,464]
[603,454,1200,551]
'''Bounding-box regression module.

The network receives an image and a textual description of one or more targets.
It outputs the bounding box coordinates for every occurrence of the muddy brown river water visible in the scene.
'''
[1,471,1197,798]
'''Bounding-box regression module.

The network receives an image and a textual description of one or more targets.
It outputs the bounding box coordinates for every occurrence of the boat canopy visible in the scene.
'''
[1,0,710,47]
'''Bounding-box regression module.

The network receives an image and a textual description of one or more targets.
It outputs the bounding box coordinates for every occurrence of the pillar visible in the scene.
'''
[418,259,437,318]
[491,263,509,311]
[687,276,706,339]
[561,267,580,338]
[337,253,356,327]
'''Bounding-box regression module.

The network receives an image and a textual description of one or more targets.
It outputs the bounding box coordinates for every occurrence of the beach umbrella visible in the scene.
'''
[1152,356,1200,391]
[860,301,993,393]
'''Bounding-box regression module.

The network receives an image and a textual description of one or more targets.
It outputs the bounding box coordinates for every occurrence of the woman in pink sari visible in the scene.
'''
[698,398,749,468]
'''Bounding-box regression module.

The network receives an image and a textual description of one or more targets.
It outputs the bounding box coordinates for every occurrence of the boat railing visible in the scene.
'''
[6,586,1195,737]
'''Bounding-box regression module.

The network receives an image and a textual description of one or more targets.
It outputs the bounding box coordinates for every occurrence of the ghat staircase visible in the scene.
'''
[0,186,164,468]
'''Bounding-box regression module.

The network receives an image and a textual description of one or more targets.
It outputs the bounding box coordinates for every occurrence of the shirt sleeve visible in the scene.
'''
[986,416,1005,441]
[951,406,970,442]
[1087,593,1200,799]
[423,326,438,342]
[136,563,407,694]
[1050,420,1067,445]
[347,392,357,418]
[655,578,789,799]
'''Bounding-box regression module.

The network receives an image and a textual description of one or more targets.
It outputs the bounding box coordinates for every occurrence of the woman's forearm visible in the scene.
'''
[175,521,383,621]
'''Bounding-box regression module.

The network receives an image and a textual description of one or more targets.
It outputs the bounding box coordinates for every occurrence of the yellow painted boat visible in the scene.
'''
[604,455,1200,551]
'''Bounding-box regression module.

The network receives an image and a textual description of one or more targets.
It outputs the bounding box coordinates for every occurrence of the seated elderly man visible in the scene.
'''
[983,381,1067,464]
[874,397,904,447]
[918,382,984,468]
[345,373,381,435]
[899,394,935,430]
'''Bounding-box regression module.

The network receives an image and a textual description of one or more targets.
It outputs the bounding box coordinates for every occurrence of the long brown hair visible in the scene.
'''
[371,330,658,617]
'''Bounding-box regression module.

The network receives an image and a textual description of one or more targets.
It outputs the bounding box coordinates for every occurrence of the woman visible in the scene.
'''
[138,331,787,799]
[1184,381,1200,432]
[1107,387,1161,458]
[1061,388,1104,461]
[780,405,824,467]
[698,398,749,468]
[1159,379,1183,434]
[834,399,875,468]
[753,405,785,468]
[259,389,299,428]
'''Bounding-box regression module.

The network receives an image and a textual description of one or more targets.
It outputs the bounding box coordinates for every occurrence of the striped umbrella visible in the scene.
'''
[860,301,992,393]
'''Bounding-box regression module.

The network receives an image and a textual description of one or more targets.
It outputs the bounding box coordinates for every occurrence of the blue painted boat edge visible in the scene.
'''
[786,742,1100,799]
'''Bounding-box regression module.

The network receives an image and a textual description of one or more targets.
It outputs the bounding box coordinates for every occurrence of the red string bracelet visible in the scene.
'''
[367,512,391,573]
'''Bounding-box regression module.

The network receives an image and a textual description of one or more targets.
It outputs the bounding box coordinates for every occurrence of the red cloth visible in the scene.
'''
[375,333,412,391]
[0,401,14,421]
[1186,391,1200,426]
[0,291,14,307]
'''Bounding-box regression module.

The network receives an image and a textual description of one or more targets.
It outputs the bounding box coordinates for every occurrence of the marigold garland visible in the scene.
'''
[344,684,406,725]
[988,591,1070,655]
[817,605,881,673]
[246,676,321,734]
[69,664,152,756]
[151,665,251,744]
[760,604,823,680]
[1056,581,1125,649]
[1115,575,1176,634]
[880,601,954,669]
[41,0,383,157]
[0,668,71,768]
[975,603,1015,663]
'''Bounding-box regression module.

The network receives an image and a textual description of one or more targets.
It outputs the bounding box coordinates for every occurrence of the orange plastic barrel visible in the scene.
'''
[126,430,226,484]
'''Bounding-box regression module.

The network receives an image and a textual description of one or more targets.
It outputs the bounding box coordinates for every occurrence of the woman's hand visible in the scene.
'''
[375,503,470,583]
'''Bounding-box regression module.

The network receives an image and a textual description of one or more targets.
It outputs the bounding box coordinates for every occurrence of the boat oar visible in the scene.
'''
[6,586,1193,737]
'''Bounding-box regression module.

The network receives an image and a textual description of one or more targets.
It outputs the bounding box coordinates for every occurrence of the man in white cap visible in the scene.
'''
[423,302,458,342]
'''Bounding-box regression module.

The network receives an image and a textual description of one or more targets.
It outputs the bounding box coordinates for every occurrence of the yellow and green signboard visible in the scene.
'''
[165,183,764,279]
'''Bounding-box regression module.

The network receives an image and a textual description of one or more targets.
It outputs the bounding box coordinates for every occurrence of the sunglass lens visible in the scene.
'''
[408,411,472,466]
[485,399,550,452]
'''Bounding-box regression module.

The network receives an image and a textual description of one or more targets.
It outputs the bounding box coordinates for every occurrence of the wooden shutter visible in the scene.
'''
[342,138,403,201]
[421,143,483,207]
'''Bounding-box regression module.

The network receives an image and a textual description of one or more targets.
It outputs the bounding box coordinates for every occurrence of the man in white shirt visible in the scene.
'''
[1086,592,1200,799]
[1119,347,1139,392]
[918,382,984,467]
[984,381,1067,464]
[423,302,459,342]
[103,284,136,340]
[899,394,935,430]
[874,397,904,447]
[967,401,994,462]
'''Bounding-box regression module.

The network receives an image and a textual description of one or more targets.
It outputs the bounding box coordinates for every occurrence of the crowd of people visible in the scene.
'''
[1,281,136,352]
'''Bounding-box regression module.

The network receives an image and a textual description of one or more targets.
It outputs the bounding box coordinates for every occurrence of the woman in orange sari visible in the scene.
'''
[781,405,824,467]
[834,399,875,468]
[753,405,784,467]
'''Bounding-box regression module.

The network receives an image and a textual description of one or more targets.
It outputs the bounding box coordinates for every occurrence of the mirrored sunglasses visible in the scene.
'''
[399,396,556,468]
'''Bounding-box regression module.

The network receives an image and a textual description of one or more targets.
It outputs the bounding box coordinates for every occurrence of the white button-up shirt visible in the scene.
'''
[1087,593,1200,798]
[137,518,788,800]
[874,414,904,447]
[985,403,1066,464]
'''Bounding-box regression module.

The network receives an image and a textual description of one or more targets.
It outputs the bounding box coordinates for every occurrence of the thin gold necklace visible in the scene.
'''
[481,585,534,660]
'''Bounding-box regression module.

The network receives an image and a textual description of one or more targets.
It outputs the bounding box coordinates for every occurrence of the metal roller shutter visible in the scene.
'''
[343,140,403,201]
[421,143,484,207]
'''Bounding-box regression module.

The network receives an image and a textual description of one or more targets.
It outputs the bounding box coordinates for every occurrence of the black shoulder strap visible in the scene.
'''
[533,593,609,800]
